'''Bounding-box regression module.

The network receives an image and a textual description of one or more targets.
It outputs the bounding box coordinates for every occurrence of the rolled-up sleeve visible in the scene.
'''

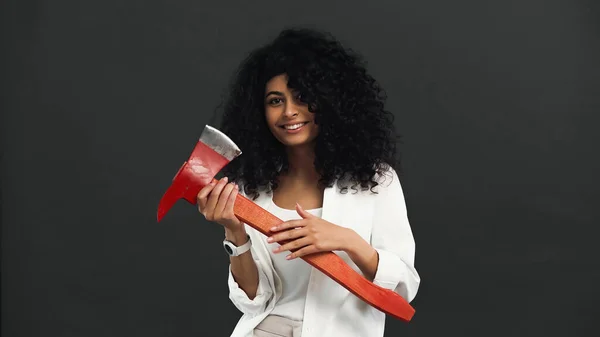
[371,168,421,303]
[227,222,275,315]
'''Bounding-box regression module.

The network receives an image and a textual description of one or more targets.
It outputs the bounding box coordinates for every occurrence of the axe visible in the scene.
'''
[157,125,415,322]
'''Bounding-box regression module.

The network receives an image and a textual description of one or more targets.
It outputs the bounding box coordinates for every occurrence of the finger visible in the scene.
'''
[268,227,307,244]
[274,236,312,254]
[197,180,217,212]
[205,177,229,218]
[270,219,306,232]
[287,245,319,260]
[295,202,314,219]
[223,183,239,217]
[214,182,236,219]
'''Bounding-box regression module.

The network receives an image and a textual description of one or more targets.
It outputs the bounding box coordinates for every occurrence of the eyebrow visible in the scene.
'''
[265,90,284,98]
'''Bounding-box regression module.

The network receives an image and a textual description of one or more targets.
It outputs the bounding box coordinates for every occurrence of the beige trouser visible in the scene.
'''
[253,315,303,337]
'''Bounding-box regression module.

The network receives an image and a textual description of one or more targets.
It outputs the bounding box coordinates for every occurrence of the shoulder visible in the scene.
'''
[333,162,402,196]
[372,163,402,191]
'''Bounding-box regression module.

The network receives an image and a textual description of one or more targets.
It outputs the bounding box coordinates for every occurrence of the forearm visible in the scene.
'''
[225,227,259,299]
[343,229,379,281]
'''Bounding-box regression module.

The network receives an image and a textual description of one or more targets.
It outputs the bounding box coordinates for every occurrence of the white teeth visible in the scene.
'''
[284,123,305,130]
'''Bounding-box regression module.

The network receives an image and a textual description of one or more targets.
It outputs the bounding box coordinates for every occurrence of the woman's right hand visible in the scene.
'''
[196,177,243,231]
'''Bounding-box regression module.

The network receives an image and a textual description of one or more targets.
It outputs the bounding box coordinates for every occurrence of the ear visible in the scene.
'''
[296,202,314,219]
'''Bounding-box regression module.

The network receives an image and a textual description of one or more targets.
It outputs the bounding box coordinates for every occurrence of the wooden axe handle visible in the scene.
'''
[232,193,415,322]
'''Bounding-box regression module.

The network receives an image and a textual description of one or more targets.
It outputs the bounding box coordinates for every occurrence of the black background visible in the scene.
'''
[2,0,599,336]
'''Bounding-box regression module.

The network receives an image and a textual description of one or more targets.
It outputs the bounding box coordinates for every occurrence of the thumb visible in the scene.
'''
[296,202,313,219]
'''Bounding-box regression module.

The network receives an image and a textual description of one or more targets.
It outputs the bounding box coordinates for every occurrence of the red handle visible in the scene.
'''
[233,194,415,322]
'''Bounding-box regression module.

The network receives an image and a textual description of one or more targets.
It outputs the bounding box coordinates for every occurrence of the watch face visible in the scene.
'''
[224,244,233,255]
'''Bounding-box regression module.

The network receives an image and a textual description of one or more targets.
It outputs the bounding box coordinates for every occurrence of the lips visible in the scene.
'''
[279,122,308,130]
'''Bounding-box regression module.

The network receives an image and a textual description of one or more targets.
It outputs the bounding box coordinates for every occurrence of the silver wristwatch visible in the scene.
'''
[223,235,252,256]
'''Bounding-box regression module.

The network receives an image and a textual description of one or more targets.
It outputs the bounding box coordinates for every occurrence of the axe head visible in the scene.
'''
[157,125,242,222]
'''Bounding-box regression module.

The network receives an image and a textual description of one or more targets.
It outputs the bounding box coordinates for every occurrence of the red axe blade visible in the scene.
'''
[157,125,241,221]
[157,125,416,322]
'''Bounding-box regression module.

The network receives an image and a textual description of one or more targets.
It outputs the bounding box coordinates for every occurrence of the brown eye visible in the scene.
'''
[268,98,283,105]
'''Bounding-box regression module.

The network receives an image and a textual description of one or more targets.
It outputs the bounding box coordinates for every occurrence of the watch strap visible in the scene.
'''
[224,235,251,256]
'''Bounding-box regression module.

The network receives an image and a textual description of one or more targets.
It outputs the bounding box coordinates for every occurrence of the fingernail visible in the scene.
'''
[286,255,292,260]
[270,226,277,231]
[223,177,228,182]
[267,237,273,242]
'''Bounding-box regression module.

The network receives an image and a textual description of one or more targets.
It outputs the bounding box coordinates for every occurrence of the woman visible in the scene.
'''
[197,28,420,337]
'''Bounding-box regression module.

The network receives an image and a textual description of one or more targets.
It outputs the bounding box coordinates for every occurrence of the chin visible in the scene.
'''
[282,140,314,147]
[279,133,318,148]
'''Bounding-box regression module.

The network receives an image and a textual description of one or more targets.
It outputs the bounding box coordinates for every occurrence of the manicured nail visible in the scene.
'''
[286,255,292,260]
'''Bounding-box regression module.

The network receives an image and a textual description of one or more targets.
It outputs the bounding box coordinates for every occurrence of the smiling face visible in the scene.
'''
[264,74,319,148]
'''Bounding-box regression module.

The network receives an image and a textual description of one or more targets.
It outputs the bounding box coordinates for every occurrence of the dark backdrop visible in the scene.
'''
[2,0,599,336]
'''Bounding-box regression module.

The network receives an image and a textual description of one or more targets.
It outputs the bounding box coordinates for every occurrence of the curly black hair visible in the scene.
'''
[215,27,401,200]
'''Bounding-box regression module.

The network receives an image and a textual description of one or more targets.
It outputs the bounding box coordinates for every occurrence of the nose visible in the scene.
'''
[283,101,300,117]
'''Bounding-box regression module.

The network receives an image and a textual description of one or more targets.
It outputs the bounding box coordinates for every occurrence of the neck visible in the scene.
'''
[283,144,319,182]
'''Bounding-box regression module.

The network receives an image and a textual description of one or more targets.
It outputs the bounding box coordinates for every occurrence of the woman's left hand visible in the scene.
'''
[267,203,353,259]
